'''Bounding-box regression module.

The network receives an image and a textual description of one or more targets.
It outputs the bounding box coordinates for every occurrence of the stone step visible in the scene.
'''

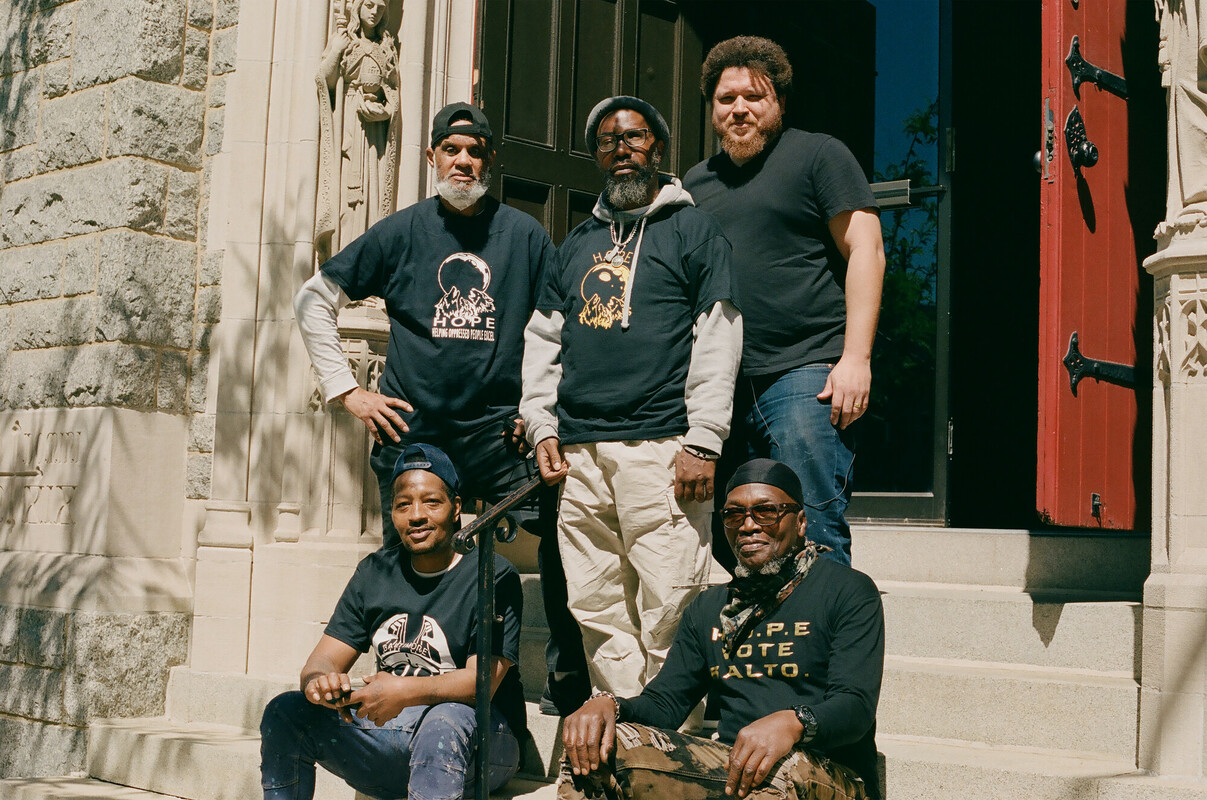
[0,777,179,800]
[879,734,1136,800]
[879,655,1138,758]
[0,775,554,800]
[852,525,1149,593]
[879,581,1141,674]
[87,715,555,800]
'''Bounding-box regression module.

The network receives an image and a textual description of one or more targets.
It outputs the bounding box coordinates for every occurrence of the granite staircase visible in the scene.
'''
[5,526,1207,799]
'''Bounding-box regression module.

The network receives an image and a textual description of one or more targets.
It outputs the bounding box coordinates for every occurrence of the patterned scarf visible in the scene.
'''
[719,542,824,660]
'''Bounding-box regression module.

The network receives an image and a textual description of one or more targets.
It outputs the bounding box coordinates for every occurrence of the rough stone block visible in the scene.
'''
[205,106,225,156]
[0,714,85,777]
[189,413,215,451]
[38,87,106,172]
[0,604,18,661]
[187,452,212,498]
[18,607,68,669]
[1,71,40,152]
[72,0,186,89]
[197,284,222,325]
[211,25,237,75]
[193,321,213,352]
[66,610,190,721]
[62,343,158,408]
[165,170,201,241]
[62,236,98,296]
[4,347,69,407]
[0,13,32,75]
[200,249,223,285]
[95,230,197,348]
[158,349,188,412]
[188,0,214,30]
[2,145,38,183]
[42,59,71,98]
[183,27,210,90]
[108,79,205,169]
[12,296,96,349]
[208,74,227,107]
[189,351,209,412]
[0,243,63,303]
[30,3,74,65]
[0,662,67,722]
[215,0,239,29]
[0,159,168,248]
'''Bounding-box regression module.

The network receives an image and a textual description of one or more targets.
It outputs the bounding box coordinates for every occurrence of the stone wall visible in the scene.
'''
[0,0,238,777]
[0,0,238,499]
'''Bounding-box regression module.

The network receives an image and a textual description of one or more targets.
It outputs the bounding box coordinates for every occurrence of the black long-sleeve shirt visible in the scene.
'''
[618,557,885,796]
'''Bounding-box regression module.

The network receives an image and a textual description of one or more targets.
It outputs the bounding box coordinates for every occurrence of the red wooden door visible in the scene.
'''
[1038,0,1140,529]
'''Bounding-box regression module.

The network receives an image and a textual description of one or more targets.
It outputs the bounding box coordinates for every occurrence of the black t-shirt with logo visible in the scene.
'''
[536,204,734,444]
[321,196,556,438]
[683,129,878,375]
[618,558,884,797]
[325,546,526,737]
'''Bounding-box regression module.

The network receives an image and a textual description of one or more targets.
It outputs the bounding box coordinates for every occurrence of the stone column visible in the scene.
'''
[1139,1,1207,776]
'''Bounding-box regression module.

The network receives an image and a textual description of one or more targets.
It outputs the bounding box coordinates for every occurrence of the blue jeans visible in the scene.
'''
[260,692,519,800]
[723,364,856,566]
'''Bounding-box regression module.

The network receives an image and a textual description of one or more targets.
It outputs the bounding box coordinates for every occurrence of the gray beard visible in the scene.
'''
[603,152,661,210]
[436,169,491,211]
[734,553,791,579]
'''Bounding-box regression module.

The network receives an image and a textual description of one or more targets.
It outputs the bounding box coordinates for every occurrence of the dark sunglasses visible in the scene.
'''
[718,503,802,530]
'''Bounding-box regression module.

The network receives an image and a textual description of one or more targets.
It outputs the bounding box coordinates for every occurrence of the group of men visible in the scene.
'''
[266,35,887,800]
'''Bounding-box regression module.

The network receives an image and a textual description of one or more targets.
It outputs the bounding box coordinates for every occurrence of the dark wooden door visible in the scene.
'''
[478,0,704,244]
[1037,0,1148,529]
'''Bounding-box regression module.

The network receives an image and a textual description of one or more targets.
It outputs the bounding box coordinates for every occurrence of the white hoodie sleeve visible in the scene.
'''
[294,271,359,403]
[520,309,564,446]
[683,299,743,454]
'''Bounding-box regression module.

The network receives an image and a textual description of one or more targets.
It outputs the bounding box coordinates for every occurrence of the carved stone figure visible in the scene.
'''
[1157,0,1207,240]
[315,0,401,262]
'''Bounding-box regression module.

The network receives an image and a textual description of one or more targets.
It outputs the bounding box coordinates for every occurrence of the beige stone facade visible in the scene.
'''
[1,0,1206,797]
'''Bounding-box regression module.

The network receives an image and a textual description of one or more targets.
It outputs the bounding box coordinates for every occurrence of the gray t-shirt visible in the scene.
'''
[684,129,878,375]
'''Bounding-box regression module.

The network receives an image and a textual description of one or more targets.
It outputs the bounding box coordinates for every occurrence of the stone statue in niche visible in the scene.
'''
[1157,0,1207,241]
[315,0,400,262]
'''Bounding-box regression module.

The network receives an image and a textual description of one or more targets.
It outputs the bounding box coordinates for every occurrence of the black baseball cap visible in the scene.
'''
[391,443,461,497]
[430,102,493,148]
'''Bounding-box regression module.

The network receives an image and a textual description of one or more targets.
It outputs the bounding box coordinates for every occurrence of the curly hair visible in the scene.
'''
[700,36,793,100]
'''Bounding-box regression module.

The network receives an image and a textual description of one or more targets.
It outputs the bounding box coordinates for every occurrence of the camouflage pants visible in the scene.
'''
[556,722,866,800]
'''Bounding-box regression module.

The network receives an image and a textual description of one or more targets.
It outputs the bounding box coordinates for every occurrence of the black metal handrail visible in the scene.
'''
[453,474,544,800]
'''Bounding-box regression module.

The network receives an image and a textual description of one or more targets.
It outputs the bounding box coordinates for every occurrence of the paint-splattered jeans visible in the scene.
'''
[260,691,519,800]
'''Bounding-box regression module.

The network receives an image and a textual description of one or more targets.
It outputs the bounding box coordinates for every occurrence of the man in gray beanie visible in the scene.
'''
[520,95,743,698]
[556,458,885,800]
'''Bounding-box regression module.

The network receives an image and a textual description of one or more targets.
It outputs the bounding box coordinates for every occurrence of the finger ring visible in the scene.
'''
[853,403,862,409]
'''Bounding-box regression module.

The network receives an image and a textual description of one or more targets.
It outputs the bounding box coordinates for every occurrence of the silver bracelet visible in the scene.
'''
[592,689,621,721]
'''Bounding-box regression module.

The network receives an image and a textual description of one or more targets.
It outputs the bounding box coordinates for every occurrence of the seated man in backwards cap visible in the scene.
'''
[259,444,526,800]
[557,459,885,800]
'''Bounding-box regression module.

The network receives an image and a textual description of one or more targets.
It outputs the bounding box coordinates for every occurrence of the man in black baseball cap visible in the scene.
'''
[261,444,530,800]
[296,99,591,718]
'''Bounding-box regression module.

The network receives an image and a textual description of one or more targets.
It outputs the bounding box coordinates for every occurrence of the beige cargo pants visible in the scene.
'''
[558,437,713,697]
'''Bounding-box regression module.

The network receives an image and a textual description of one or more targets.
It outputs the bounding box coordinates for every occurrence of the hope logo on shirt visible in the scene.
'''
[431,252,498,341]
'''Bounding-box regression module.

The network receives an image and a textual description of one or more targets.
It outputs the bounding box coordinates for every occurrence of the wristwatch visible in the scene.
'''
[792,704,818,743]
[683,444,719,461]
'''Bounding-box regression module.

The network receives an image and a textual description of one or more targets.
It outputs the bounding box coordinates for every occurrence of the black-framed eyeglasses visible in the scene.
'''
[595,128,653,153]
[718,503,801,530]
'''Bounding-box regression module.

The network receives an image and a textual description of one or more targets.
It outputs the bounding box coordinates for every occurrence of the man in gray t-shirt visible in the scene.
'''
[683,36,885,567]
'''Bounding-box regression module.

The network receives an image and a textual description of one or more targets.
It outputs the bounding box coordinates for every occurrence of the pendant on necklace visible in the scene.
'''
[610,252,624,267]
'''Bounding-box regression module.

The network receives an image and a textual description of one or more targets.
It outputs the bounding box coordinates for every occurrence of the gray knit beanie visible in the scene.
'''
[583,96,671,151]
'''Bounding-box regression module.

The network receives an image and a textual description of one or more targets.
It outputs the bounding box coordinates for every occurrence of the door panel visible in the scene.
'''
[1038,0,1141,529]
[480,0,703,243]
